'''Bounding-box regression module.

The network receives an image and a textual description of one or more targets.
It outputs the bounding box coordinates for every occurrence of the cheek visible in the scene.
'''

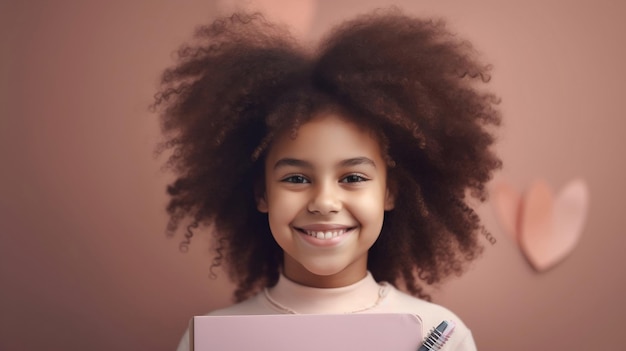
[267,191,303,211]
[266,191,304,229]
[350,193,387,227]
[354,187,388,211]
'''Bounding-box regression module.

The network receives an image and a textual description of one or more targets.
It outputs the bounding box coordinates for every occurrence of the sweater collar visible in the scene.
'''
[264,271,386,314]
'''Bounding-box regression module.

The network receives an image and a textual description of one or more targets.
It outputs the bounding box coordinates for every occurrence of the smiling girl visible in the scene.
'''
[153,9,501,351]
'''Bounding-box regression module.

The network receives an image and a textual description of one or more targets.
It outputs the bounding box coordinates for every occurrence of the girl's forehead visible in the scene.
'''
[265,112,386,165]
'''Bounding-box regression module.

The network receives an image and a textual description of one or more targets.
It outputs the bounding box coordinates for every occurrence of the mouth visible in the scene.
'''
[295,227,356,240]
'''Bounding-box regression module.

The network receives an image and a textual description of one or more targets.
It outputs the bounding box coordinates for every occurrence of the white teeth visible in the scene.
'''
[305,230,346,240]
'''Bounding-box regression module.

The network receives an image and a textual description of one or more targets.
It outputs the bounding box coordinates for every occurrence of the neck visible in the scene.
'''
[282,253,368,288]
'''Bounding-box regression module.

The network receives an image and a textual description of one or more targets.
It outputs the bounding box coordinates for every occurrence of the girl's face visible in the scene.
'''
[257,112,394,288]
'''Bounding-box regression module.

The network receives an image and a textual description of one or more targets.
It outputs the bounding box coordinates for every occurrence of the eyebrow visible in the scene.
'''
[273,157,377,170]
[339,157,377,168]
[273,158,312,170]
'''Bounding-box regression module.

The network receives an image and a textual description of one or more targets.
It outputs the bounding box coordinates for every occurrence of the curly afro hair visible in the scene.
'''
[152,9,501,302]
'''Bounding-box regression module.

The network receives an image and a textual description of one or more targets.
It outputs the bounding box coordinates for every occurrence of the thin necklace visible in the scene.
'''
[262,282,390,314]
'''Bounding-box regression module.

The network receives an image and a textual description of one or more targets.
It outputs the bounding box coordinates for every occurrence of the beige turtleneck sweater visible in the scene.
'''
[176,272,477,351]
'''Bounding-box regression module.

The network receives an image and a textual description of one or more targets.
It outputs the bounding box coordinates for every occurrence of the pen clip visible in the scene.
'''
[418,320,455,351]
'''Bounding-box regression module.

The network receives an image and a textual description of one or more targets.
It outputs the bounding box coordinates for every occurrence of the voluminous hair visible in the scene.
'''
[152,9,501,302]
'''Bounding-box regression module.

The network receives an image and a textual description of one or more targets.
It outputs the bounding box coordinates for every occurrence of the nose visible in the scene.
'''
[307,181,341,215]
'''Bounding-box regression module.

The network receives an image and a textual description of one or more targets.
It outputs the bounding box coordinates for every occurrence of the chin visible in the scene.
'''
[302,261,349,277]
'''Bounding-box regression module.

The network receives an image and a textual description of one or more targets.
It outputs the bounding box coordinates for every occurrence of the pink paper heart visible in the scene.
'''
[492,179,589,272]
[216,0,317,39]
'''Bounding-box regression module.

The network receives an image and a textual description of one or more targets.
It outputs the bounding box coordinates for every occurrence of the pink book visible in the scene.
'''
[191,313,423,351]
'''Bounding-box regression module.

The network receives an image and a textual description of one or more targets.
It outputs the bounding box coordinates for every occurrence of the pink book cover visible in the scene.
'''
[191,313,423,351]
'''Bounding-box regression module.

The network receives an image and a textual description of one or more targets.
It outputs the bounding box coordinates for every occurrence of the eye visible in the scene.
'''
[340,174,369,183]
[281,175,310,184]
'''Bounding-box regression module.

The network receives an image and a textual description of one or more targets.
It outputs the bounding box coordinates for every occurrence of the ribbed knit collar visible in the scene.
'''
[264,271,387,314]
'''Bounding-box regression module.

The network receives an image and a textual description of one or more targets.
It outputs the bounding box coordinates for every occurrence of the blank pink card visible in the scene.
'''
[192,313,423,351]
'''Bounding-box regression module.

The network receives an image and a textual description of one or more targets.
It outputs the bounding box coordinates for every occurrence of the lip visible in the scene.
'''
[293,224,356,247]
[296,223,354,231]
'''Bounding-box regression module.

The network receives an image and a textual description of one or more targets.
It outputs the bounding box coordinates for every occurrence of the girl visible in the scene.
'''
[153,9,501,351]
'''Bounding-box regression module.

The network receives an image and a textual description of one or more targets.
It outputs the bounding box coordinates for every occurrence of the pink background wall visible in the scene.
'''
[2,1,625,350]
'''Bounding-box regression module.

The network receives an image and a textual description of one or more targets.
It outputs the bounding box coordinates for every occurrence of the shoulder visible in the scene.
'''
[377,284,462,323]
[376,284,477,351]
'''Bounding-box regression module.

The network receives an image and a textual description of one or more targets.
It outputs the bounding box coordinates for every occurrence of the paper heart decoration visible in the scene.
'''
[216,0,317,39]
[492,179,589,272]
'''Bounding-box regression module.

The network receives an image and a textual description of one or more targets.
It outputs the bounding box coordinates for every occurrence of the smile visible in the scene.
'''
[304,229,346,240]
[295,226,356,241]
